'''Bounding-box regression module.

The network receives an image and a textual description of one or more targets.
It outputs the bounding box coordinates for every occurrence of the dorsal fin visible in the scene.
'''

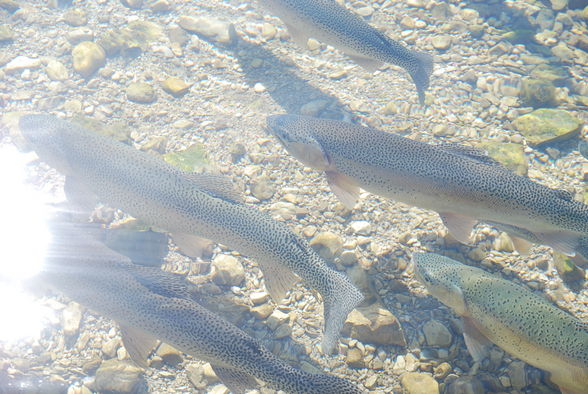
[436,143,502,166]
[183,172,242,203]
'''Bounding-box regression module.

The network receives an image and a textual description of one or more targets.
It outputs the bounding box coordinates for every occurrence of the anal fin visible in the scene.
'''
[257,258,299,303]
[347,55,384,73]
[439,212,477,244]
[283,22,311,48]
[325,170,360,210]
[119,325,159,368]
[535,231,580,256]
[462,317,492,362]
[210,365,258,394]
[171,233,213,259]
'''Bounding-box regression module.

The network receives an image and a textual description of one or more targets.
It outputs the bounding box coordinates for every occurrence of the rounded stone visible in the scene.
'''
[211,255,245,286]
[126,82,156,104]
[400,372,440,394]
[72,41,105,78]
[423,320,452,347]
[309,232,343,261]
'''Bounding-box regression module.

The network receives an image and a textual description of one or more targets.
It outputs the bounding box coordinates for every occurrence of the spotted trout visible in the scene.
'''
[38,221,361,394]
[257,0,433,105]
[266,114,588,259]
[18,114,363,354]
[412,252,588,394]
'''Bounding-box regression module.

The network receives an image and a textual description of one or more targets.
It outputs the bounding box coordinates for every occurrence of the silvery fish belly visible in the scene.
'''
[257,0,433,105]
[39,221,362,394]
[18,114,363,355]
[412,253,588,394]
[266,114,588,258]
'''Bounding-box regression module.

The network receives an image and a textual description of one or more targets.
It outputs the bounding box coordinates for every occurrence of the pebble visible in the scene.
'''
[126,82,156,104]
[400,372,440,394]
[161,77,192,97]
[507,361,527,390]
[72,41,105,78]
[345,347,365,368]
[5,56,41,72]
[211,255,245,286]
[45,59,69,81]
[446,376,485,394]
[250,291,269,305]
[309,232,343,261]
[250,176,275,200]
[253,83,267,93]
[179,16,234,44]
[422,320,452,347]
[513,108,582,146]
[61,302,83,336]
[63,9,87,27]
[432,35,452,50]
[102,337,121,358]
[349,220,371,235]
[0,25,13,42]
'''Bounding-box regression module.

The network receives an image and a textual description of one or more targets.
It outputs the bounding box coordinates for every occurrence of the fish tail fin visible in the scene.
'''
[321,271,364,355]
[409,51,434,106]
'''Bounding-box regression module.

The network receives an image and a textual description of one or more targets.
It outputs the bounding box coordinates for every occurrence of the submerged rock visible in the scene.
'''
[71,115,131,142]
[126,82,156,104]
[211,255,245,286]
[422,320,452,347]
[94,359,143,393]
[98,21,162,57]
[0,0,19,12]
[530,64,568,85]
[553,252,585,283]
[309,232,343,261]
[519,78,558,108]
[163,144,211,173]
[179,16,235,44]
[45,59,69,81]
[400,372,439,394]
[477,141,527,176]
[512,109,582,146]
[342,302,406,346]
[0,25,14,42]
[72,41,105,77]
[161,77,192,97]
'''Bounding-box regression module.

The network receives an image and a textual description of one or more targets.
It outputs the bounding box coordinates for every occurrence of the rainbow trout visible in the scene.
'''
[19,114,363,354]
[412,252,588,394]
[266,114,588,259]
[257,0,433,105]
[38,221,361,394]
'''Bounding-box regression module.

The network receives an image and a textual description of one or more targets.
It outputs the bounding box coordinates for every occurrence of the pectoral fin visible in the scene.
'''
[120,325,159,368]
[325,170,360,210]
[347,55,384,73]
[439,212,477,244]
[283,22,311,48]
[511,236,533,256]
[462,317,492,362]
[535,231,580,256]
[210,365,258,394]
[171,233,213,259]
[64,176,98,212]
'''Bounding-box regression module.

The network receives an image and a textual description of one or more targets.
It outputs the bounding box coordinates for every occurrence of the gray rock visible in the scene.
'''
[342,302,406,346]
[508,360,528,390]
[211,254,245,286]
[94,359,143,393]
[446,376,485,394]
[250,176,275,201]
[423,320,452,347]
[400,372,440,394]
[126,82,156,104]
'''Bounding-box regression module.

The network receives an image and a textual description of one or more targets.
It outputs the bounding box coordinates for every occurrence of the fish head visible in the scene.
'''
[411,252,468,316]
[266,114,330,171]
[19,114,72,174]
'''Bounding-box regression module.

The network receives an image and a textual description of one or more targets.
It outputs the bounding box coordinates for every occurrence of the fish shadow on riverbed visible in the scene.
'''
[197,25,357,122]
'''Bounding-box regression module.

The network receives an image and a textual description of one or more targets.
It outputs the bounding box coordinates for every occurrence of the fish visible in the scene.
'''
[257,0,433,105]
[266,114,588,259]
[38,221,362,394]
[18,114,363,355]
[411,252,588,394]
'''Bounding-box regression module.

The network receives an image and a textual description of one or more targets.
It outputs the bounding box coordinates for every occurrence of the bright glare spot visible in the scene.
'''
[0,144,52,342]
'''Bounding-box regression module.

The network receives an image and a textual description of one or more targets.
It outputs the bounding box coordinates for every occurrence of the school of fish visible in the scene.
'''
[6,1,587,393]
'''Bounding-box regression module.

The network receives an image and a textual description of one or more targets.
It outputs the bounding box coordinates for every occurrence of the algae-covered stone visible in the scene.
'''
[553,252,585,283]
[71,115,131,142]
[161,77,192,97]
[530,64,568,85]
[126,82,156,104]
[513,109,582,146]
[0,25,14,42]
[45,59,69,81]
[342,302,406,346]
[163,144,210,173]
[519,78,558,108]
[477,141,528,176]
[72,41,105,77]
[94,359,143,393]
[98,21,162,57]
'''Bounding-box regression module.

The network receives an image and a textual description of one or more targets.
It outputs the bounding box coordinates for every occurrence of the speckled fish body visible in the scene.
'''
[258,0,433,104]
[19,114,363,355]
[39,222,361,394]
[266,114,588,258]
[412,253,588,394]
